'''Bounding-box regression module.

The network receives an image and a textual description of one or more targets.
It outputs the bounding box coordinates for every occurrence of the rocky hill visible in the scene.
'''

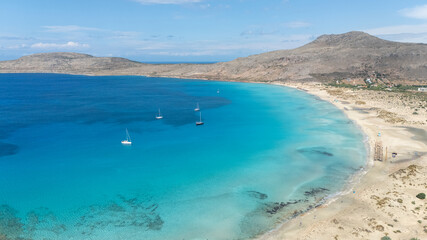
[1,31,426,83]
[0,52,143,75]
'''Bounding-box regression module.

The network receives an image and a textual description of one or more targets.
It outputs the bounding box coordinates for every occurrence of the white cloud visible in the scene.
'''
[283,21,311,28]
[378,33,427,43]
[148,50,215,56]
[399,4,427,19]
[142,34,315,57]
[365,23,427,35]
[240,29,276,36]
[365,24,427,43]
[43,25,101,32]
[364,5,427,43]
[133,0,202,4]
[31,41,89,49]
[7,44,28,49]
[43,25,142,41]
[111,31,141,39]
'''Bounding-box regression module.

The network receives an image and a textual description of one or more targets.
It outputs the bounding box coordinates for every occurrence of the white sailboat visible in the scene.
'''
[155,108,163,119]
[217,89,220,94]
[194,102,200,112]
[121,128,132,145]
[196,111,204,125]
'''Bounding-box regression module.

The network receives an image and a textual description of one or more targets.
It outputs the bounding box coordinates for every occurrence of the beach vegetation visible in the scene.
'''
[380,236,391,240]
[376,225,384,231]
[327,82,427,94]
[416,193,425,199]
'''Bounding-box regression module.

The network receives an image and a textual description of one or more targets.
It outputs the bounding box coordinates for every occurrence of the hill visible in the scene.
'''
[1,31,426,83]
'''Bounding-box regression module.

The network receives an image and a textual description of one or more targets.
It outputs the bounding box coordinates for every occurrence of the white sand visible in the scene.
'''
[258,82,427,240]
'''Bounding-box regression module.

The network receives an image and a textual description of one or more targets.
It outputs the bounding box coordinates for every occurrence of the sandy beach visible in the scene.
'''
[258,82,427,240]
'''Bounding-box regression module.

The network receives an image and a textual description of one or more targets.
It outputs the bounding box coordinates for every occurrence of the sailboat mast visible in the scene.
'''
[126,128,131,141]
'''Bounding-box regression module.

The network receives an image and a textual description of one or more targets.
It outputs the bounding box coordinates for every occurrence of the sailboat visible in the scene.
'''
[155,108,163,119]
[196,111,204,125]
[217,89,220,94]
[194,102,200,112]
[121,128,132,145]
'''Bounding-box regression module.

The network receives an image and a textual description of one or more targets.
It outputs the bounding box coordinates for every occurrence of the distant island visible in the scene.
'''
[1,31,426,85]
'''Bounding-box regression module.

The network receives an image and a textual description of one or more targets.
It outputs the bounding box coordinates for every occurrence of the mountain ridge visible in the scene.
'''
[1,31,426,83]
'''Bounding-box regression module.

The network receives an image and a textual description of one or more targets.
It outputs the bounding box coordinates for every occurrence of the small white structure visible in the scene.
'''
[418,87,427,92]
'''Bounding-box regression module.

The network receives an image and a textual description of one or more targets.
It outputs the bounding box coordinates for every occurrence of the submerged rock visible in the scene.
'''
[264,200,302,215]
[246,191,268,200]
[298,147,334,157]
[76,194,164,236]
[146,215,164,231]
[0,205,24,239]
[25,207,66,236]
[304,187,329,197]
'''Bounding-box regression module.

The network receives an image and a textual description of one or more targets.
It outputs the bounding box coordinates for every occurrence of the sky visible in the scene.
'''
[0,0,427,62]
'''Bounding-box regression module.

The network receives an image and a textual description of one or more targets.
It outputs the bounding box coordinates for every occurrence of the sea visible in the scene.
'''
[0,73,366,239]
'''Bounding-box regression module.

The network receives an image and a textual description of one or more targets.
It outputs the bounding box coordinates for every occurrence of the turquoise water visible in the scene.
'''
[0,74,366,239]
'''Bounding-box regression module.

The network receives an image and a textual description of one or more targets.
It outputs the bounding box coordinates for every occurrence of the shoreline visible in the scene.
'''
[2,73,426,239]
[252,82,375,239]
[258,82,427,240]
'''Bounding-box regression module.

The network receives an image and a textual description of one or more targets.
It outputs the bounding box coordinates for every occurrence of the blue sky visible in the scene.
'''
[1,0,427,62]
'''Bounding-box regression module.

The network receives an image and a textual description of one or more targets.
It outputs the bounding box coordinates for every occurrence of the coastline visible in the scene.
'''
[258,82,427,240]
[1,73,425,239]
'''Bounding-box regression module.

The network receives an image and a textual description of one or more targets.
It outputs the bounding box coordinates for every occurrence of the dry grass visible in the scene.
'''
[326,89,344,96]
[377,110,407,124]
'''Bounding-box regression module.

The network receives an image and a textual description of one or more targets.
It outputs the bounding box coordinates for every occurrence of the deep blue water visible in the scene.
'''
[0,74,366,239]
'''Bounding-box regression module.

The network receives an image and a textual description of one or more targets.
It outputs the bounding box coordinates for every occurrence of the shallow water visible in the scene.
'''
[0,74,366,239]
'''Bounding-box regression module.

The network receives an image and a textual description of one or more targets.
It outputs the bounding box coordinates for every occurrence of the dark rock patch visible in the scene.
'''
[26,207,66,235]
[304,187,329,197]
[298,147,334,157]
[246,191,268,200]
[0,204,24,239]
[76,194,164,236]
[264,200,302,215]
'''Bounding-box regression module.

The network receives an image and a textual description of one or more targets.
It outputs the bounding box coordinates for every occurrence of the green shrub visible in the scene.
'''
[416,193,425,199]
[410,238,419,240]
[381,236,391,240]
